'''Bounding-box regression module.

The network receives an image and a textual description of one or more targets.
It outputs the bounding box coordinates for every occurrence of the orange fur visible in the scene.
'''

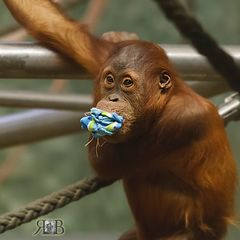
[4,1,237,239]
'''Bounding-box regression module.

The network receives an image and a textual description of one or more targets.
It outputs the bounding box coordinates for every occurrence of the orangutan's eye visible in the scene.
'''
[104,74,115,88]
[122,78,134,88]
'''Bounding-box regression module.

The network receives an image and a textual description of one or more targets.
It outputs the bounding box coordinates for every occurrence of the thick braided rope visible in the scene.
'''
[154,0,240,92]
[0,176,114,234]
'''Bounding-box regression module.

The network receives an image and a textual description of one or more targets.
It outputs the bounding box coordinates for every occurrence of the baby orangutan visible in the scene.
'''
[4,1,237,239]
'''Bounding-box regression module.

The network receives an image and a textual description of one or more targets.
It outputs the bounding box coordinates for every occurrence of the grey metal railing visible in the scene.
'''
[0,43,239,82]
[0,43,239,148]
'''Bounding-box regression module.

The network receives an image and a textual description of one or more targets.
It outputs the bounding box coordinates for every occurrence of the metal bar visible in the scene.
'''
[0,43,238,148]
[0,42,88,79]
[0,110,83,148]
[0,80,230,148]
[0,80,229,111]
[218,93,240,123]
[0,43,239,82]
[0,85,235,149]
[0,92,238,148]
[0,90,92,111]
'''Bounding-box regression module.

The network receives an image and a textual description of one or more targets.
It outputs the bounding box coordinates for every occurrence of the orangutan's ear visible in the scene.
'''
[159,70,172,90]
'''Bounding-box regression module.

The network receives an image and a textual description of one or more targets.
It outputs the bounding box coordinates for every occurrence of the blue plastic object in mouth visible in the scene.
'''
[80,108,124,138]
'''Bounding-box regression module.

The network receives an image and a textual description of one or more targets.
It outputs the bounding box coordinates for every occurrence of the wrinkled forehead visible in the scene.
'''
[107,43,166,73]
[110,45,145,71]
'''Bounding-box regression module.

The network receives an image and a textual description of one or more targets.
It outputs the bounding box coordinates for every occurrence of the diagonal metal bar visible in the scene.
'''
[0,43,240,81]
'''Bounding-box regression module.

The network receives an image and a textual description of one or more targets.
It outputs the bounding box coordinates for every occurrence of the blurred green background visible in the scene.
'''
[0,0,239,239]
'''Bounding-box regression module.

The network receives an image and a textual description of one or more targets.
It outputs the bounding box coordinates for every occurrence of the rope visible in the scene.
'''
[154,0,240,92]
[0,176,114,234]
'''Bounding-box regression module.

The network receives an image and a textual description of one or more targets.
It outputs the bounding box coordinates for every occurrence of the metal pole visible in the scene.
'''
[0,110,83,148]
[0,42,88,79]
[0,90,92,111]
[0,43,239,82]
[0,43,238,148]
[0,92,238,148]
[0,80,229,111]
[0,81,230,149]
